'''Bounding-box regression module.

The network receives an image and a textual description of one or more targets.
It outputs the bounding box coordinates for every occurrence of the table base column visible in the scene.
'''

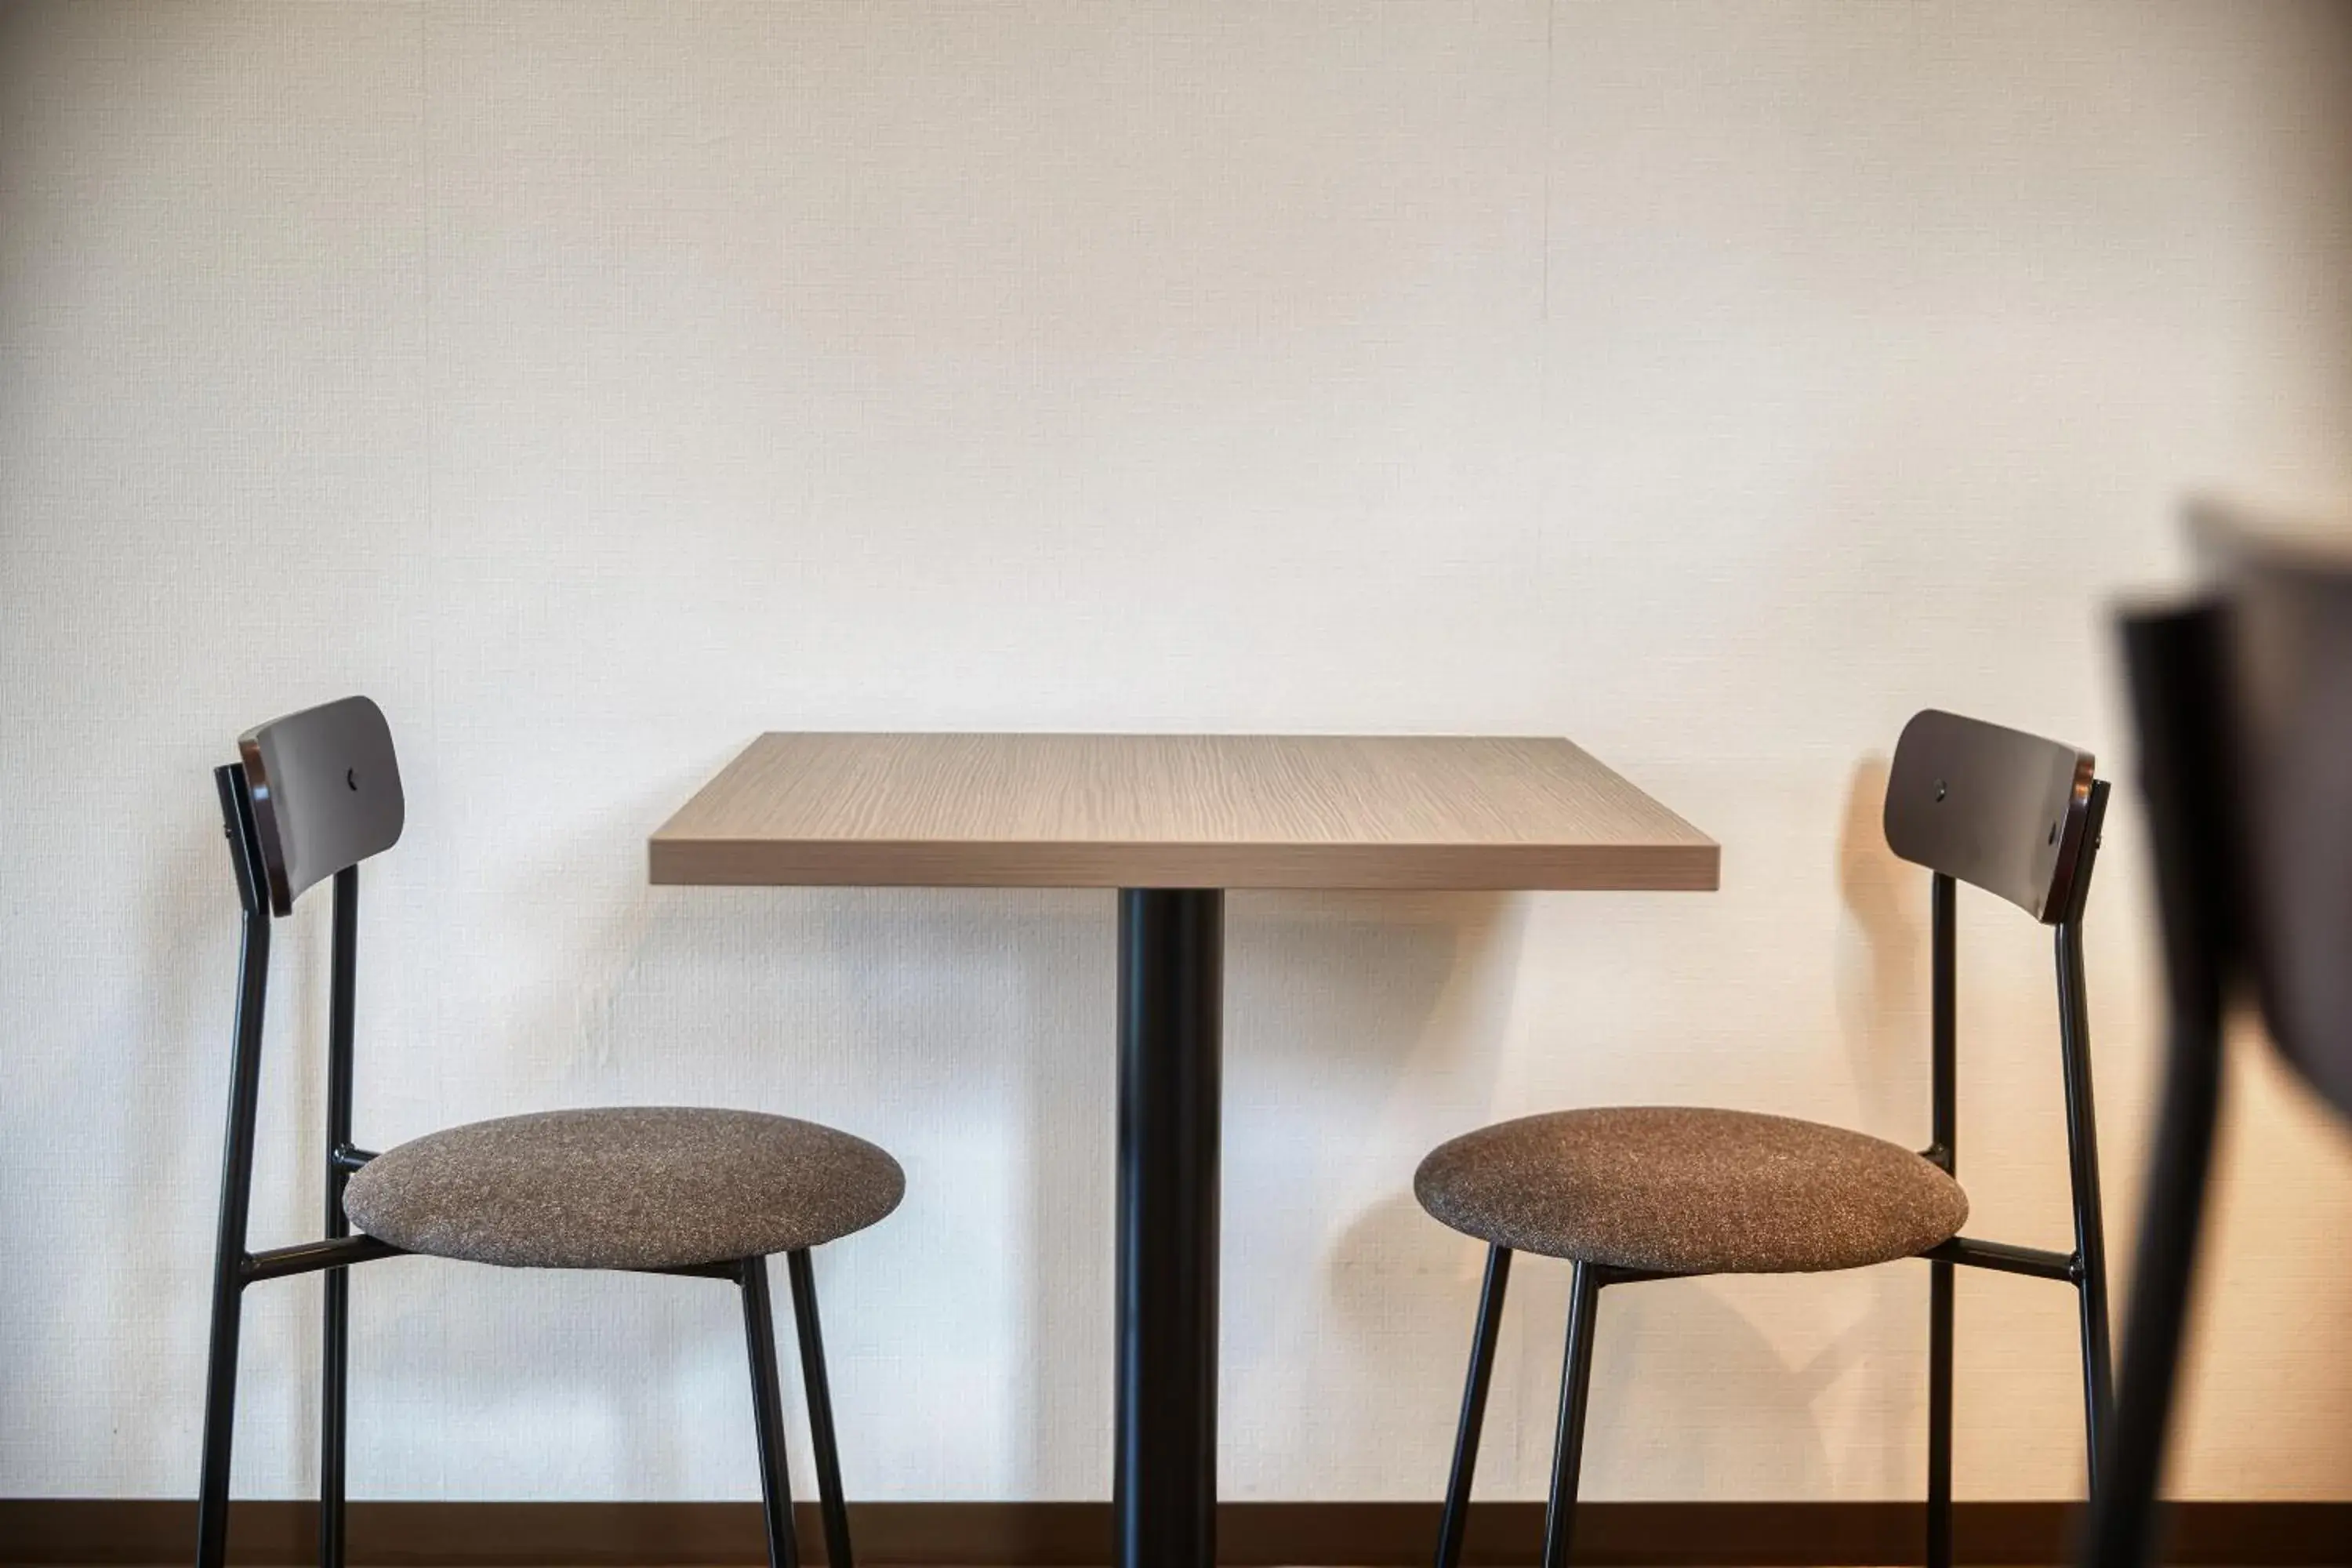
[1115,887,1223,1568]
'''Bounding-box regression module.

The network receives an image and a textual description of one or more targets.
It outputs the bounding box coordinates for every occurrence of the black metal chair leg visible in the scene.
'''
[786,1249,855,1568]
[739,1257,802,1568]
[1540,1261,1604,1568]
[194,1283,244,1568]
[196,847,270,1568]
[321,1265,350,1568]
[1434,1245,1512,1568]
[2056,917,2115,1502]
[2076,1272,2113,1502]
[322,865,358,1568]
[1927,1257,1954,1568]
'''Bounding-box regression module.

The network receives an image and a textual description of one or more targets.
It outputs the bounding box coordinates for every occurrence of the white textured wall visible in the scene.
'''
[5,0,2351,1506]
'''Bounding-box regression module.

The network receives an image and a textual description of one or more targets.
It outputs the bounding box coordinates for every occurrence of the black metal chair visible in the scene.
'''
[1416,710,2114,1568]
[2091,510,2352,1567]
[197,696,902,1568]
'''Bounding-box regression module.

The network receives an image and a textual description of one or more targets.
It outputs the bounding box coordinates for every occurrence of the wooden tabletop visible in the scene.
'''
[650,734,1716,892]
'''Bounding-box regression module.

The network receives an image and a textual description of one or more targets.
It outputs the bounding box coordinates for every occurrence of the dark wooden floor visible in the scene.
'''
[2,1500,2345,1568]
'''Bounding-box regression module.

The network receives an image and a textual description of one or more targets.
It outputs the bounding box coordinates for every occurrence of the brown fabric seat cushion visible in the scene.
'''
[1414,1106,1966,1275]
[343,1107,904,1270]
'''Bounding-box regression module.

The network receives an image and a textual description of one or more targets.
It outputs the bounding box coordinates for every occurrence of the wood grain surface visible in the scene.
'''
[650,734,1716,891]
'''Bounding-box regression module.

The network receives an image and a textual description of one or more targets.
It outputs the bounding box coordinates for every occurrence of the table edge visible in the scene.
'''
[649,836,1721,892]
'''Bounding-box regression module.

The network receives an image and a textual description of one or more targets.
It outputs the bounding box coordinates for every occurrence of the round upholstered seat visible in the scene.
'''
[343,1107,905,1271]
[1414,1106,1966,1275]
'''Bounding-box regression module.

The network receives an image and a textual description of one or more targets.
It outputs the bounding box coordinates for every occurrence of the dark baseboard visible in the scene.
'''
[1,1500,2346,1566]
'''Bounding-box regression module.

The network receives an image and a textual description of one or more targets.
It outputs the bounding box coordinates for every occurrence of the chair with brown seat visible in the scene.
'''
[195,696,902,1568]
[1417,710,2114,1568]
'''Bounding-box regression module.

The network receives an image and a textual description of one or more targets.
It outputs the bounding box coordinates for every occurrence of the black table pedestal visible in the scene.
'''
[1115,888,1223,1568]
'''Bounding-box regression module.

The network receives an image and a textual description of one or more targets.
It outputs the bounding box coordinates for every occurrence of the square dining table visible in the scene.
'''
[650,733,1718,1568]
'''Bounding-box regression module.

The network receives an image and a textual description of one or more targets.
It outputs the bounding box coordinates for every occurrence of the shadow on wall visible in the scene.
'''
[1835,754,1924,1139]
[547,851,1109,1498]
[1830,752,1945,1496]
[1232,891,1525,1494]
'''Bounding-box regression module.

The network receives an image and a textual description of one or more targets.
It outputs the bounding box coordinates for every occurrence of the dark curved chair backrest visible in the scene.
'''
[236,695,405,916]
[2085,507,2352,1568]
[2211,525,2352,1119]
[1883,709,2099,924]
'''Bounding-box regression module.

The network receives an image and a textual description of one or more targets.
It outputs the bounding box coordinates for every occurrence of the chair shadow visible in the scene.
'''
[1321,1196,1863,1505]
[1218,891,1528,1496]
[1835,754,1925,1141]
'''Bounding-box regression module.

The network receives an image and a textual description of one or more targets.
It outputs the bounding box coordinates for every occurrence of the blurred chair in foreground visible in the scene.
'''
[2095,504,2352,1566]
